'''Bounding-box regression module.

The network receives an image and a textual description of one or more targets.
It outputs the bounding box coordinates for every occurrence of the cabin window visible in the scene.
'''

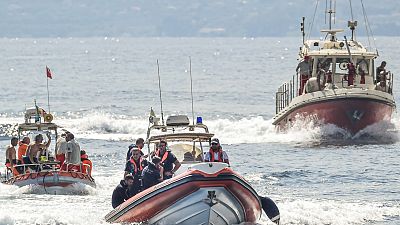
[317,58,333,73]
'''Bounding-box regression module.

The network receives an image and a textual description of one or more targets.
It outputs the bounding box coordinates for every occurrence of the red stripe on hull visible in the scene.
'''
[9,171,95,188]
[276,98,394,134]
[114,169,261,223]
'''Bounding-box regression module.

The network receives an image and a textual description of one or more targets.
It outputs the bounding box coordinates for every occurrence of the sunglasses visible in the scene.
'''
[211,143,218,145]
[132,153,141,156]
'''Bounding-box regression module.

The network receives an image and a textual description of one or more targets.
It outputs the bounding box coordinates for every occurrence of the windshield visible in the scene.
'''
[146,141,210,163]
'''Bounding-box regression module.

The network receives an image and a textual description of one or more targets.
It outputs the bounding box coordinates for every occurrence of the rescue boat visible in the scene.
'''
[273,1,396,135]
[105,114,280,224]
[1,106,96,194]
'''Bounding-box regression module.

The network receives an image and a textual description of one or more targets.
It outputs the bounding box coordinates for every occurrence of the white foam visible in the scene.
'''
[1,112,400,144]
[265,199,400,225]
[0,215,14,225]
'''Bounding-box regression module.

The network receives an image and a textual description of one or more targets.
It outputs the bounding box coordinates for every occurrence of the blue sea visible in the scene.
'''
[0,37,399,225]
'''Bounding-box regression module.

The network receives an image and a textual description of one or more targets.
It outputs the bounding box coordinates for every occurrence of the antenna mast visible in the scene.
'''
[156,59,165,125]
[326,0,336,30]
[301,17,305,45]
[189,57,195,125]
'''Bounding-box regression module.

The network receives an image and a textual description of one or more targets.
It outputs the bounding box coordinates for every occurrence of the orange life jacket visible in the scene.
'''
[209,148,223,162]
[81,158,92,176]
[17,143,29,161]
[155,150,169,164]
[129,157,144,175]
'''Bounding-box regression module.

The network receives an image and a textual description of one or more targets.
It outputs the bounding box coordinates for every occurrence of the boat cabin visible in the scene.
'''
[146,115,214,163]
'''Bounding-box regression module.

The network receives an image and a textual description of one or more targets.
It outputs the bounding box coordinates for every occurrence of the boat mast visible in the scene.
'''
[301,17,305,45]
[156,59,165,125]
[189,56,195,125]
[325,0,336,41]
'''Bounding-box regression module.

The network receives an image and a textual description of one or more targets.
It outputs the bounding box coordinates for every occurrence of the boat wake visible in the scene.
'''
[264,198,400,225]
[0,112,399,145]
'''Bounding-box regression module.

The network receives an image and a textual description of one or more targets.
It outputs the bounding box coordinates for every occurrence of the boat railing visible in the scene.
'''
[276,75,296,114]
[3,161,92,181]
[2,163,57,180]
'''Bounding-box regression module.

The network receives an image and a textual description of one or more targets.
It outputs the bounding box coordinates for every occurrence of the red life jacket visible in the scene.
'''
[130,157,144,174]
[209,148,223,162]
[155,150,169,164]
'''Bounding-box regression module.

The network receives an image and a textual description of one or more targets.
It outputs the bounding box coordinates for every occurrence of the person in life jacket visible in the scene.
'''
[204,138,230,165]
[124,145,148,194]
[17,136,30,164]
[80,150,93,176]
[5,137,20,175]
[111,174,135,209]
[126,138,145,161]
[153,140,181,179]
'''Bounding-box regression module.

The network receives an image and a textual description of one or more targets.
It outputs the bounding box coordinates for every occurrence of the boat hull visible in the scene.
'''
[3,170,96,195]
[105,165,262,224]
[274,96,395,134]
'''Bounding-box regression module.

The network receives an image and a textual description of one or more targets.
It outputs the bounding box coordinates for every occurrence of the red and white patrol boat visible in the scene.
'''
[105,114,280,224]
[273,2,396,135]
[1,106,96,194]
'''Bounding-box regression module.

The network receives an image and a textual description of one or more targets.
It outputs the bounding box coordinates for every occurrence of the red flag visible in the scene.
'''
[46,66,53,79]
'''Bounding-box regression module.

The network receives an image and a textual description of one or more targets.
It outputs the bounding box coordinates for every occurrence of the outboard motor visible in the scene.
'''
[260,196,280,224]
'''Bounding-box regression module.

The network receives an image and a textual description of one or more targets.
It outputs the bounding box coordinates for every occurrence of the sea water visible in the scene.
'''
[0,37,399,225]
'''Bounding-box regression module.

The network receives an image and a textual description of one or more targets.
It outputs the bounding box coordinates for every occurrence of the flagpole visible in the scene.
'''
[46,68,51,114]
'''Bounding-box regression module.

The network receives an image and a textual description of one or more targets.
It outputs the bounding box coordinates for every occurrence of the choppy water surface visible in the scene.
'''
[0,37,400,225]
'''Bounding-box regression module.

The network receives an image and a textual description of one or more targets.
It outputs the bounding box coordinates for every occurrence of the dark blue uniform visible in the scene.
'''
[124,158,148,193]
[141,162,162,190]
[156,151,177,179]
[112,180,134,208]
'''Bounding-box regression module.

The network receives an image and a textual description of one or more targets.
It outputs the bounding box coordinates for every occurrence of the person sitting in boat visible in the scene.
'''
[126,138,145,161]
[141,156,164,190]
[80,150,93,176]
[153,140,181,179]
[296,55,312,94]
[5,137,19,175]
[111,174,135,208]
[376,61,388,83]
[24,133,51,171]
[56,131,69,165]
[124,145,148,194]
[204,138,230,165]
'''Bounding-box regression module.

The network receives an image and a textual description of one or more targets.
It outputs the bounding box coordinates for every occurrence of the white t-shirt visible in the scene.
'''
[66,139,81,164]
[56,138,68,155]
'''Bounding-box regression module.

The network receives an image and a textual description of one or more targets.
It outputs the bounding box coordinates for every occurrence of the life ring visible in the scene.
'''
[44,113,53,123]
[339,62,348,70]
